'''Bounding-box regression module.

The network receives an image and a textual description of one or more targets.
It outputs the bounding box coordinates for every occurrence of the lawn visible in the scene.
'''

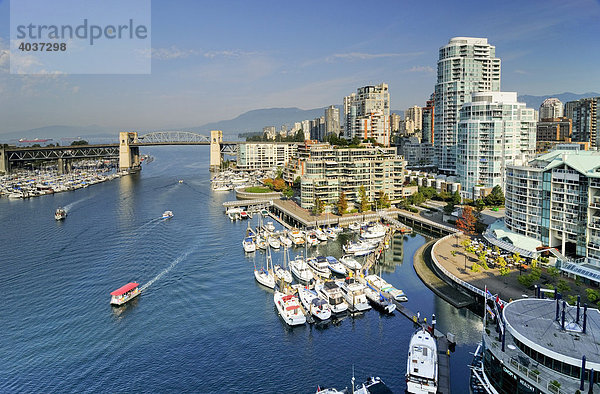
[245,186,272,193]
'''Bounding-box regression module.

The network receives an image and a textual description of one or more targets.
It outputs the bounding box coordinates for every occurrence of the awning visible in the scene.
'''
[110,282,139,296]
[561,262,600,283]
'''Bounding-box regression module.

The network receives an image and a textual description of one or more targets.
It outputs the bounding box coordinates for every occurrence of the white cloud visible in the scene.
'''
[147,47,259,61]
[325,51,424,63]
[406,65,435,73]
[514,69,527,75]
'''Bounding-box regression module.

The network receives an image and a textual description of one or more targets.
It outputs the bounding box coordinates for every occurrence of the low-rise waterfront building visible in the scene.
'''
[404,170,461,194]
[237,142,297,170]
[285,141,406,211]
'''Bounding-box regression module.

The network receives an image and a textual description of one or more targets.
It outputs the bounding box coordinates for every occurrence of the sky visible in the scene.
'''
[0,0,599,134]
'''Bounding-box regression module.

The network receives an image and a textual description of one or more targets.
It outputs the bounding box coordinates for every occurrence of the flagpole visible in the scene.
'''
[484,285,487,327]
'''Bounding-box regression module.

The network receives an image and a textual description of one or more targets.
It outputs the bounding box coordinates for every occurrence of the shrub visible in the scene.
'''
[518,274,536,288]
[471,263,481,272]
[557,279,570,295]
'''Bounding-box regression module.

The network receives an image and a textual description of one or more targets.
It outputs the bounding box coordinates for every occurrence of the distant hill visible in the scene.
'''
[518,92,600,109]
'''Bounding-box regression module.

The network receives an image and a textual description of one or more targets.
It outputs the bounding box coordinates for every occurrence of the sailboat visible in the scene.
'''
[254,245,276,289]
[290,254,314,284]
[273,247,293,284]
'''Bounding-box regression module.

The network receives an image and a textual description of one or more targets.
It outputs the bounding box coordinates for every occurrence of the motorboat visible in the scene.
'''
[266,221,276,232]
[325,256,347,276]
[315,281,348,314]
[260,209,269,216]
[361,223,387,239]
[242,237,256,253]
[290,256,314,284]
[227,207,241,220]
[343,240,376,255]
[364,283,396,314]
[365,274,408,302]
[54,207,67,220]
[279,234,292,248]
[306,232,319,246]
[348,222,360,231]
[162,210,174,219]
[406,328,438,394]
[268,236,281,249]
[354,377,393,394]
[255,236,267,250]
[340,255,362,271]
[314,228,328,242]
[307,256,331,278]
[338,277,371,312]
[273,264,293,284]
[290,229,305,246]
[240,211,248,219]
[110,282,141,306]
[297,286,331,321]
[325,228,338,240]
[273,291,306,326]
[254,246,276,289]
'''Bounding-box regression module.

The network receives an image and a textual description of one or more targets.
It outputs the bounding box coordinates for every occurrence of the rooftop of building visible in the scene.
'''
[448,37,489,45]
[530,149,600,177]
[503,298,600,366]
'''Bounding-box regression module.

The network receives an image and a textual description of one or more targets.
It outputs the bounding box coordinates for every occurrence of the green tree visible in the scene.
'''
[485,185,505,206]
[283,187,294,199]
[358,186,370,212]
[498,256,510,279]
[557,279,570,295]
[312,197,324,215]
[518,274,536,288]
[586,288,600,303]
[377,191,391,209]
[451,191,461,205]
[337,192,348,215]
[293,176,301,188]
[474,198,485,218]
[71,140,89,146]
[443,202,455,215]
[418,186,438,200]
[460,239,471,249]
[512,253,523,270]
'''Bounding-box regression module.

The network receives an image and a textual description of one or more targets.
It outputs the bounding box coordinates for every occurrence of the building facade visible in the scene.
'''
[456,92,536,199]
[434,37,501,173]
[396,137,434,167]
[422,95,435,144]
[539,97,563,120]
[536,117,573,152]
[288,142,405,211]
[343,83,391,146]
[405,105,423,132]
[565,97,600,148]
[237,142,297,170]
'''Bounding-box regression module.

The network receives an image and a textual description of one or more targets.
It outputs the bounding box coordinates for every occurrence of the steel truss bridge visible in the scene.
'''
[4,144,120,162]
[134,131,239,154]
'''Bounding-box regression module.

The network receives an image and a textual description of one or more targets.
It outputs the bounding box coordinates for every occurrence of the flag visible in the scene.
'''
[486,289,494,299]
[496,295,500,304]
[486,304,495,319]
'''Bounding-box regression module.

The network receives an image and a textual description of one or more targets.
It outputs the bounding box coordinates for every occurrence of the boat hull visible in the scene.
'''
[110,290,141,306]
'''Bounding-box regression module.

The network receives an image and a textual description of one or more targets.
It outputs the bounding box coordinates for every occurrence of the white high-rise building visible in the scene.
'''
[324,105,340,137]
[434,37,501,173]
[456,92,536,199]
[539,98,563,120]
[405,105,423,132]
[343,83,391,146]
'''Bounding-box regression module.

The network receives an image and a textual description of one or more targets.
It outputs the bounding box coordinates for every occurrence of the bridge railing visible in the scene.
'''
[138,131,211,144]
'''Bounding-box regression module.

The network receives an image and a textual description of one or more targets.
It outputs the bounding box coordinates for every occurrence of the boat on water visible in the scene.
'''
[273,264,293,284]
[361,224,387,239]
[354,376,393,394]
[348,222,361,231]
[273,291,306,326]
[260,209,269,216]
[325,256,347,276]
[279,234,292,248]
[265,221,276,232]
[297,286,331,321]
[364,283,396,314]
[254,246,276,289]
[307,256,331,278]
[325,228,337,240]
[240,211,248,219]
[339,255,362,271]
[314,228,328,242]
[338,277,371,312]
[343,240,376,255]
[242,237,256,253]
[289,256,314,284]
[365,274,408,302]
[289,229,305,246]
[110,282,141,306]
[162,210,174,219]
[306,231,319,246]
[54,207,67,220]
[315,281,348,314]
[406,328,438,394]
[255,235,267,250]
[268,236,281,249]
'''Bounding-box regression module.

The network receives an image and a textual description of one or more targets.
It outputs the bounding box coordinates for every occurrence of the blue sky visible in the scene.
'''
[0,0,599,133]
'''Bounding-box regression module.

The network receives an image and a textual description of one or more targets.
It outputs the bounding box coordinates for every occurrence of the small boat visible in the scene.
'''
[406,328,438,394]
[365,274,408,302]
[307,256,331,278]
[265,221,276,232]
[54,207,67,220]
[315,281,348,314]
[274,291,306,326]
[340,255,362,271]
[306,232,319,246]
[162,210,173,219]
[325,228,337,240]
[289,229,305,246]
[178,180,183,183]
[361,224,387,239]
[297,286,331,321]
[242,237,256,253]
[343,241,376,255]
[290,256,314,284]
[314,228,328,242]
[338,277,371,312]
[326,256,347,276]
[355,376,393,394]
[240,211,248,219]
[268,236,281,249]
[261,209,269,216]
[256,236,267,250]
[110,282,141,306]
[279,234,292,248]
[348,222,360,231]
[364,283,396,314]
[273,264,293,284]
[254,246,276,289]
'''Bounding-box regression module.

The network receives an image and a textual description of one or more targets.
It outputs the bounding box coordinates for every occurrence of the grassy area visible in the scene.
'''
[244,186,272,193]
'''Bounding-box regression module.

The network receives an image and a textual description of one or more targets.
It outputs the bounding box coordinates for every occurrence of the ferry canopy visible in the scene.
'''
[110,282,139,296]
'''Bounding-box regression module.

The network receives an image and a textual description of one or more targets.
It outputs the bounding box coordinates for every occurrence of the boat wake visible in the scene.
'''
[140,246,197,292]
[63,196,93,212]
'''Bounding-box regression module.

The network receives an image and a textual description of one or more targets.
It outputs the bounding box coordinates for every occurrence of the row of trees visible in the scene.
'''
[311,186,390,215]
[246,130,305,142]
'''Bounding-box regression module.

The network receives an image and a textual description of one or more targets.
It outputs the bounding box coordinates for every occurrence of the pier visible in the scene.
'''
[395,209,458,236]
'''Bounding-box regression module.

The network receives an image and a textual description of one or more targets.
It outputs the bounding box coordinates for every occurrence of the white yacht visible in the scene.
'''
[339,255,362,271]
[338,277,371,312]
[343,240,376,255]
[54,207,67,221]
[364,284,396,314]
[273,264,293,284]
[314,228,328,242]
[279,234,292,248]
[242,237,256,253]
[268,236,281,249]
[348,222,360,231]
[255,236,267,250]
[273,291,306,326]
[265,221,276,232]
[162,210,174,219]
[361,224,387,239]
[406,328,438,394]
[289,229,305,246]
[325,256,347,276]
[307,256,331,278]
[315,281,348,314]
[297,286,331,321]
[365,274,408,302]
[325,228,338,240]
[306,232,319,246]
[289,256,314,284]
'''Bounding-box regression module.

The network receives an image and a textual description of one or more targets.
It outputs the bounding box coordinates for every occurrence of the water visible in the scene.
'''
[0,146,482,392]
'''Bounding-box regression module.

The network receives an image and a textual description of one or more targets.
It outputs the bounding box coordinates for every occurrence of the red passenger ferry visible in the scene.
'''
[110,282,140,306]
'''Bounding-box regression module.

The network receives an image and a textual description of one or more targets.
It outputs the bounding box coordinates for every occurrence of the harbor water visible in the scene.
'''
[1,146,482,392]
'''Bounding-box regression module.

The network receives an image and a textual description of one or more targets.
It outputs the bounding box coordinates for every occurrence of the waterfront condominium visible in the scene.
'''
[434,37,501,174]
[236,142,297,170]
[343,83,391,146]
[502,149,600,277]
[564,96,600,148]
[285,141,406,211]
[456,92,536,199]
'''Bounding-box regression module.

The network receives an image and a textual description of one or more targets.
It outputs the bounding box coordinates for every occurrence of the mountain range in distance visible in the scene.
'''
[1,92,598,143]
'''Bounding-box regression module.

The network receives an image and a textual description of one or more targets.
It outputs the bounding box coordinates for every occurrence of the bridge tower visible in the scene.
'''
[209,130,223,172]
[119,131,141,171]
[0,145,8,174]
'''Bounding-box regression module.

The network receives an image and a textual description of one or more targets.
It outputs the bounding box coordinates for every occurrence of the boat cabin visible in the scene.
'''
[110,282,140,306]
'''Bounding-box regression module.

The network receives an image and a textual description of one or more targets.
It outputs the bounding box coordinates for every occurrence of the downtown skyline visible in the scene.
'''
[0,0,599,134]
